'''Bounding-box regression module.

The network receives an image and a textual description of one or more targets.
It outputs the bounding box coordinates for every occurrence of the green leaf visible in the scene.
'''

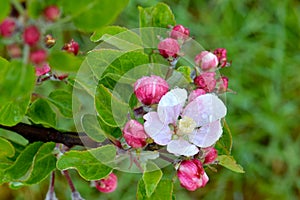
[90,26,128,42]
[24,142,56,185]
[0,60,35,126]
[137,179,173,200]
[59,0,129,32]
[27,98,57,127]
[95,84,129,127]
[0,137,15,158]
[57,145,116,181]
[0,0,10,21]
[48,52,84,72]
[215,119,233,155]
[81,114,106,142]
[139,3,176,28]
[142,162,163,197]
[176,66,193,83]
[217,155,245,173]
[0,129,28,146]
[47,90,73,118]
[4,142,43,182]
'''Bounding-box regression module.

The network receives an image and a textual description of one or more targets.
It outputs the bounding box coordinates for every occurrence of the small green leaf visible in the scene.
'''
[139,3,176,28]
[4,142,43,181]
[95,84,129,127]
[0,129,28,146]
[57,145,116,181]
[0,137,15,158]
[24,142,56,185]
[217,155,245,173]
[137,179,173,200]
[59,0,129,32]
[47,90,73,118]
[0,60,35,126]
[215,119,233,155]
[142,162,163,197]
[48,52,84,72]
[176,66,193,83]
[0,0,10,21]
[27,98,57,128]
[90,26,128,42]
[81,114,106,142]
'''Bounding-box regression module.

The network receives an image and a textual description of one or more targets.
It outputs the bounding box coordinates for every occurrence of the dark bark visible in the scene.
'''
[0,123,99,148]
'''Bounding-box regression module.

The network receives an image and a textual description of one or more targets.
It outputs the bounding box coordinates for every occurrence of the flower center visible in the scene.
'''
[178,116,197,135]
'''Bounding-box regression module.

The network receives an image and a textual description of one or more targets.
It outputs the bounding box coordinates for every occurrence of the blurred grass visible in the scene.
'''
[1,0,300,199]
[118,0,300,199]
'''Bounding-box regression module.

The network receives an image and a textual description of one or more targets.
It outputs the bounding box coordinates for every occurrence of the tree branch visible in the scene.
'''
[0,123,100,148]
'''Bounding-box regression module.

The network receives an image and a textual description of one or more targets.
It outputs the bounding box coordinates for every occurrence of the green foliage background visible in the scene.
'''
[0,0,299,199]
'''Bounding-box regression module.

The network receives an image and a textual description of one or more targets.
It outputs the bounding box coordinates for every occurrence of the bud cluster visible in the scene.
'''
[0,4,79,80]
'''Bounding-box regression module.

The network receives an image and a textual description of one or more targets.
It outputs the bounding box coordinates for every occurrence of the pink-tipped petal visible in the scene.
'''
[143,112,172,145]
[158,88,187,125]
[189,120,222,148]
[167,139,199,156]
[182,94,226,127]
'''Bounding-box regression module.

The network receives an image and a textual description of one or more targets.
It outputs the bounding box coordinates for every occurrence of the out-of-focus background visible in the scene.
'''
[1,0,299,199]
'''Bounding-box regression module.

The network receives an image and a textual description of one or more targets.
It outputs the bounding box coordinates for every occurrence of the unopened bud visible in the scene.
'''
[177,159,209,191]
[217,76,229,93]
[62,39,79,55]
[23,25,40,46]
[188,88,206,102]
[158,38,180,58]
[194,72,216,92]
[43,5,60,22]
[35,63,51,76]
[203,147,218,164]
[29,49,47,65]
[123,120,148,148]
[134,75,169,105]
[213,48,227,68]
[95,173,118,193]
[0,18,16,38]
[194,51,218,71]
[170,24,190,40]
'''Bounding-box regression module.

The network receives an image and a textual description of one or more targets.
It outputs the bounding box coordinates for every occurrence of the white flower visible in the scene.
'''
[143,88,226,156]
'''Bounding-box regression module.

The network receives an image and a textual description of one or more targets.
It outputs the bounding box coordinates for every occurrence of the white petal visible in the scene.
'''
[182,93,226,127]
[158,88,187,125]
[143,112,172,145]
[167,139,199,156]
[189,120,222,147]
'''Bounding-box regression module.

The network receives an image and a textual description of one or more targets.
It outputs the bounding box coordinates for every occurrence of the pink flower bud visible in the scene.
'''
[95,173,118,193]
[0,18,16,38]
[177,159,209,191]
[29,49,47,65]
[7,43,22,58]
[203,147,218,164]
[35,63,51,76]
[23,25,40,46]
[134,75,169,105]
[158,38,180,58]
[123,120,148,148]
[194,51,218,71]
[170,24,190,40]
[62,39,79,55]
[213,48,227,68]
[194,72,216,92]
[217,76,229,93]
[188,88,206,102]
[43,5,60,22]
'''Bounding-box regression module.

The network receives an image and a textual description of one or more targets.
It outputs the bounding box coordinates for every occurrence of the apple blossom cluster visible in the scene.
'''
[0,4,79,81]
[119,24,232,191]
